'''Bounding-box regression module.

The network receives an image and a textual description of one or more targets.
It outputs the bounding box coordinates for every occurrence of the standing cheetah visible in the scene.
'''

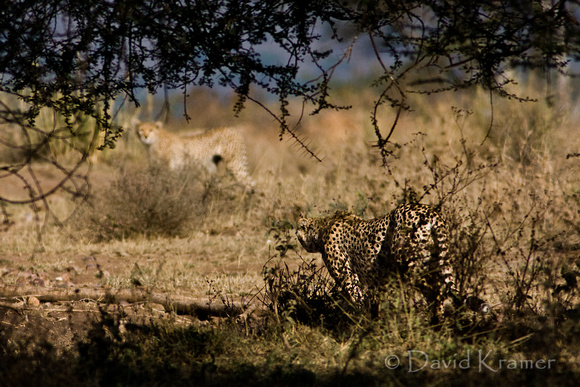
[296,203,457,318]
[137,121,255,190]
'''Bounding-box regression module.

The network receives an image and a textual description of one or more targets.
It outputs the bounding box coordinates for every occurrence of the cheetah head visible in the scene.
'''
[137,121,163,145]
[296,217,322,253]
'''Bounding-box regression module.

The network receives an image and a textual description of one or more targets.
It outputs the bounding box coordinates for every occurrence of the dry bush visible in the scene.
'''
[261,258,349,328]
[71,164,213,241]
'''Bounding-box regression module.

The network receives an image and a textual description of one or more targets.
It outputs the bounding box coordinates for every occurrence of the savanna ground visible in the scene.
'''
[1,78,580,386]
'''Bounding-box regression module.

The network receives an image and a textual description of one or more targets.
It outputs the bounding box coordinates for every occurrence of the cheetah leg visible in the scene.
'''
[414,270,449,324]
[226,156,255,190]
[343,270,365,307]
[324,247,365,307]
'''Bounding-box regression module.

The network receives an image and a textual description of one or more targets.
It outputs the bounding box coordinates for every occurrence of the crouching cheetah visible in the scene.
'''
[296,203,460,320]
[137,121,255,190]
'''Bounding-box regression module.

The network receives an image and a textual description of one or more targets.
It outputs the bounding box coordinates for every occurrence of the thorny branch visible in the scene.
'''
[0,101,98,246]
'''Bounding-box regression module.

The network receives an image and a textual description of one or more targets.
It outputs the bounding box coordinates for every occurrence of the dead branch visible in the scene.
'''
[0,286,245,320]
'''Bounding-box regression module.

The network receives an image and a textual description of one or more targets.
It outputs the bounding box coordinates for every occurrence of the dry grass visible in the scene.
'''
[1,77,580,384]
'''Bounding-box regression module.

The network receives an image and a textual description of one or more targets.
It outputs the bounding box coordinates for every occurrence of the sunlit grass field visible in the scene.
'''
[1,77,580,385]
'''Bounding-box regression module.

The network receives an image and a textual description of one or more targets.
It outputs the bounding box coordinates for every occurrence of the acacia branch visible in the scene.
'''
[368,29,408,163]
[244,93,322,162]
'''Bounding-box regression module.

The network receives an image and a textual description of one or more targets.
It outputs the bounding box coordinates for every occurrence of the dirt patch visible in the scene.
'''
[0,281,251,357]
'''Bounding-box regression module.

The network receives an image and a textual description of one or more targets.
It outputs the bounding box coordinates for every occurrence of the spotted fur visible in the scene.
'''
[137,121,254,189]
[296,203,456,317]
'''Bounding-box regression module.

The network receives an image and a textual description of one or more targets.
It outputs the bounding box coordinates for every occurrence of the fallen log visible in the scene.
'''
[0,285,245,320]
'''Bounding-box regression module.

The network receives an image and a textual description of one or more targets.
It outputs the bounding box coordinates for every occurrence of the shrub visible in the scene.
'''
[72,164,213,240]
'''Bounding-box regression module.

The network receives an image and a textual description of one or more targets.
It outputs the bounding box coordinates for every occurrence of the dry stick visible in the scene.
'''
[0,286,245,320]
[367,30,406,149]
[305,36,357,87]
[244,93,322,162]
[480,88,495,146]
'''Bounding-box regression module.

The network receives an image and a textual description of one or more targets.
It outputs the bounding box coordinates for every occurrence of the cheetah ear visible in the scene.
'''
[130,117,141,129]
[155,121,164,129]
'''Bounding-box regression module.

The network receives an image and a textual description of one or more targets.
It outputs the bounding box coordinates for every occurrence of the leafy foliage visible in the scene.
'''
[1,1,579,149]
